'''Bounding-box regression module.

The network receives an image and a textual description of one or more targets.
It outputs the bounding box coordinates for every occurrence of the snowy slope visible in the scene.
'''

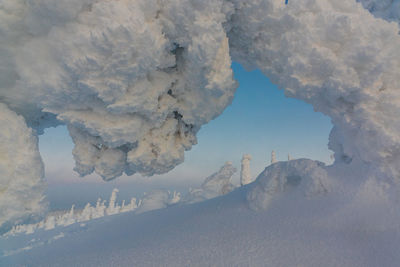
[2,160,400,267]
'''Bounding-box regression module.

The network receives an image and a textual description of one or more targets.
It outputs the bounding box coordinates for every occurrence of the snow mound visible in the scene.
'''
[136,189,180,214]
[247,159,331,211]
[183,161,237,204]
[3,173,400,266]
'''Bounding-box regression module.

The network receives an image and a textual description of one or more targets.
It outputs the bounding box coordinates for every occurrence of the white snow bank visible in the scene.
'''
[0,104,46,234]
[247,159,332,211]
[183,161,237,204]
[2,169,400,266]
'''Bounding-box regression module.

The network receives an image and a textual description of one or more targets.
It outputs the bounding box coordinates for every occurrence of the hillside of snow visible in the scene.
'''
[2,159,400,266]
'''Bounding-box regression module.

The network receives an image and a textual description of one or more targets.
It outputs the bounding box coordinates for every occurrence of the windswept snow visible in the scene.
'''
[2,158,400,266]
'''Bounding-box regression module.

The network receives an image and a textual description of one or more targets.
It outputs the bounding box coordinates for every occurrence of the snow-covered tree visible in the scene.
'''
[271,151,277,164]
[240,154,253,186]
[106,189,120,215]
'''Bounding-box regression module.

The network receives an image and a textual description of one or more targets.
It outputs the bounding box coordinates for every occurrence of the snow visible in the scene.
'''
[358,0,400,23]
[0,104,46,234]
[2,159,400,266]
[240,154,252,186]
[1,0,400,245]
[183,161,237,204]
[247,159,332,211]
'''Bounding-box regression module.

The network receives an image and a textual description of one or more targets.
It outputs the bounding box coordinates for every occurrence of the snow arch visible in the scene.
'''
[1,0,400,229]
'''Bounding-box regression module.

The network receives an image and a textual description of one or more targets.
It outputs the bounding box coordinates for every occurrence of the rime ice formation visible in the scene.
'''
[2,0,400,229]
[227,0,400,182]
[271,151,277,165]
[136,190,171,214]
[247,159,331,211]
[7,188,139,236]
[0,0,235,229]
[0,0,236,181]
[0,104,47,233]
[358,0,400,23]
[240,154,252,186]
[184,162,237,204]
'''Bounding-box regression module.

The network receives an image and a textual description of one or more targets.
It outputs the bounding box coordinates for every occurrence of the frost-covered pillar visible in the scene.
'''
[0,104,47,232]
[240,154,253,186]
[271,151,277,165]
[107,188,120,215]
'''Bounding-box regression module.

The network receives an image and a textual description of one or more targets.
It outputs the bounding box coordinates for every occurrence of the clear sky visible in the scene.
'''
[40,62,333,193]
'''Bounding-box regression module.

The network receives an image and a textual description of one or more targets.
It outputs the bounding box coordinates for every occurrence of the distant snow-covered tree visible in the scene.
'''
[271,151,277,164]
[240,154,253,186]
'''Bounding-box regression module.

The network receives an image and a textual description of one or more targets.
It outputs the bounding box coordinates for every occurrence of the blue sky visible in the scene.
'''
[40,62,333,190]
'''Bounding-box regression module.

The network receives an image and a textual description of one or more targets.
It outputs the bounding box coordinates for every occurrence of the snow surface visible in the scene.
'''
[1,0,400,235]
[2,159,400,267]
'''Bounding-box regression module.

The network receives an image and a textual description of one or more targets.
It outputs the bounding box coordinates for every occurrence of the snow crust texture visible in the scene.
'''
[1,0,400,229]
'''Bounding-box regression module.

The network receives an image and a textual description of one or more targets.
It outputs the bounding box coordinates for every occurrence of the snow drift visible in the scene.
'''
[1,0,400,230]
[247,159,331,211]
[3,159,400,266]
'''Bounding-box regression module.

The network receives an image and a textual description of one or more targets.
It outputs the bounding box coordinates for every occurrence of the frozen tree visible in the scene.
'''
[184,162,237,203]
[288,154,293,161]
[136,190,171,214]
[169,191,181,205]
[240,154,253,186]
[107,189,120,215]
[93,198,106,219]
[63,205,76,226]
[44,216,56,230]
[247,159,331,211]
[128,198,138,211]
[271,151,277,165]
[80,203,93,221]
